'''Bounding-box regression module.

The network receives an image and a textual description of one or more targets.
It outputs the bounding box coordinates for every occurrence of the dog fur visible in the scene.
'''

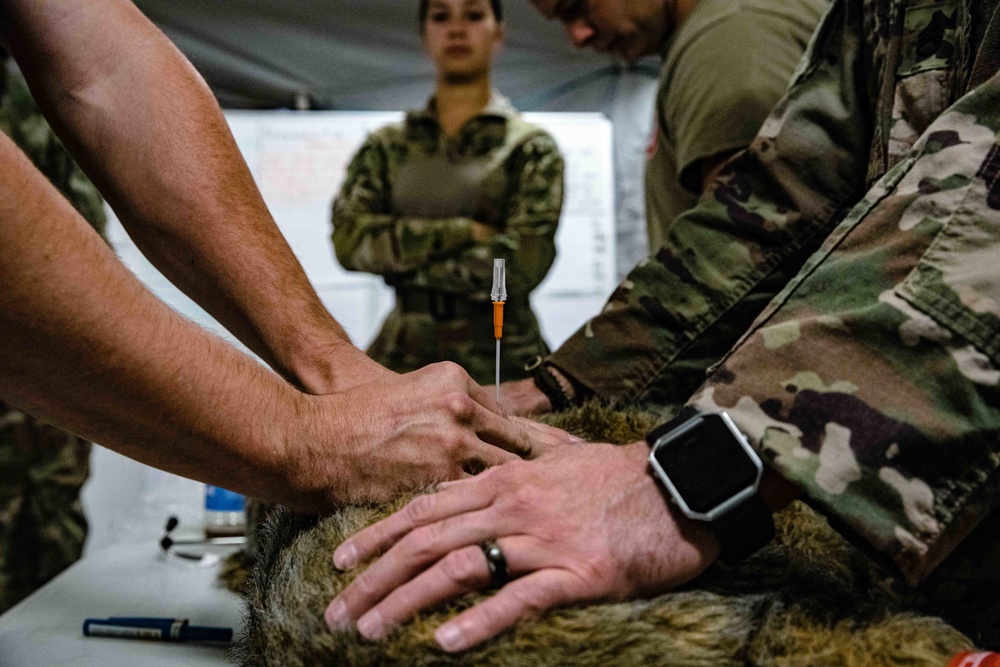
[228,404,974,666]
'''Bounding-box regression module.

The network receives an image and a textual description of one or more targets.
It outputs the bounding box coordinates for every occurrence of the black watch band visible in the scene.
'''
[645,405,700,443]
[647,406,775,565]
[525,356,573,411]
[711,493,775,564]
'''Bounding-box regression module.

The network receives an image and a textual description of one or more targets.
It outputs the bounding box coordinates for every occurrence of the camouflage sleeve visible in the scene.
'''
[691,72,1000,586]
[331,133,476,277]
[420,132,563,295]
[547,0,871,411]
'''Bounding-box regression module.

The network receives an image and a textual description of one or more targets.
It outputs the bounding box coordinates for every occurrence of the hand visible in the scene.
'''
[283,362,571,510]
[324,441,720,652]
[287,338,396,396]
[509,416,582,457]
[321,345,396,395]
[497,378,551,416]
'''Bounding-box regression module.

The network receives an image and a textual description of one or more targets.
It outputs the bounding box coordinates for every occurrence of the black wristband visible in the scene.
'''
[644,405,700,447]
[711,493,775,564]
[525,356,573,411]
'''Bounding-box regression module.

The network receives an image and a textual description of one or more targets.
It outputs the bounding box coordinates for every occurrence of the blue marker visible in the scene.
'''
[83,617,232,644]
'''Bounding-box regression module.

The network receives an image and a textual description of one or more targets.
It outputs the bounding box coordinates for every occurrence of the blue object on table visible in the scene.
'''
[205,486,245,512]
[82,617,233,643]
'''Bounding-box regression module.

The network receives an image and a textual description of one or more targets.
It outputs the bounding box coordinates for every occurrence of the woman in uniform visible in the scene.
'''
[331,0,564,385]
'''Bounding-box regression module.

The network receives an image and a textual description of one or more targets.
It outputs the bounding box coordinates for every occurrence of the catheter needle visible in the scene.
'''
[491,259,507,405]
[496,340,501,402]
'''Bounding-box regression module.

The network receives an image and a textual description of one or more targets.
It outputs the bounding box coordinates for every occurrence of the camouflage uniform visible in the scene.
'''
[332,93,563,385]
[546,0,1000,648]
[0,56,106,614]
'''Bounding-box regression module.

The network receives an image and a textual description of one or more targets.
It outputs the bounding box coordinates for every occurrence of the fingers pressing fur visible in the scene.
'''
[510,417,583,457]
[333,481,497,570]
[354,544,493,640]
[331,507,501,623]
[467,404,535,458]
[433,571,576,652]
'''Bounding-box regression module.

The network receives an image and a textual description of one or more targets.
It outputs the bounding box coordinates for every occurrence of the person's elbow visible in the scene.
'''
[508,237,557,293]
[331,227,364,272]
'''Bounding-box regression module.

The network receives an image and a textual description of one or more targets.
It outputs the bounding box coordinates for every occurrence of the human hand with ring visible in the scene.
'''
[324,440,721,652]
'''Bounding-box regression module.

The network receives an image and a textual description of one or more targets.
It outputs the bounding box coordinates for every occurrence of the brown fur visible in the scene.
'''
[227,404,974,666]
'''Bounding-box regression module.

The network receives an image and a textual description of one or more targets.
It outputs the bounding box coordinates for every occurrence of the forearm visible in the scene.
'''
[421,215,557,295]
[0,135,305,503]
[693,296,1000,585]
[0,0,353,392]
[547,253,817,411]
[332,210,475,277]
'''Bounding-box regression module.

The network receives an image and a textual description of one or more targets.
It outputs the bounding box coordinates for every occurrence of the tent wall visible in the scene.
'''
[134,0,658,274]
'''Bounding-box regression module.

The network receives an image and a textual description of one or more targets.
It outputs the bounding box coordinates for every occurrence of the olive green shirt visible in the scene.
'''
[645,0,826,251]
[0,53,7,101]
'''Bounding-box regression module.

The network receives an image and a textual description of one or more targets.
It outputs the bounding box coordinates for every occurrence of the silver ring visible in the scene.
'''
[480,540,509,588]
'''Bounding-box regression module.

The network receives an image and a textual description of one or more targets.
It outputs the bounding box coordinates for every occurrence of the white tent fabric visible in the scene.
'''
[133,0,659,275]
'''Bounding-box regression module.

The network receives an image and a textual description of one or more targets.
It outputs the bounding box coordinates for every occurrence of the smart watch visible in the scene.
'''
[645,407,775,564]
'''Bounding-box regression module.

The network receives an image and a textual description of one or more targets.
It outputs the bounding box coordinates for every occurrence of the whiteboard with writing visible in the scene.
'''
[107,110,616,352]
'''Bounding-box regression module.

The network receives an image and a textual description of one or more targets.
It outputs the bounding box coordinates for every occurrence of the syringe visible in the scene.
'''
[491,258,507,403]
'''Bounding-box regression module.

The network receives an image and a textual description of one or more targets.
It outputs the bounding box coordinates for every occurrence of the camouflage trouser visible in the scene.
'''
[0,403,90,614]
[367,296,549,386]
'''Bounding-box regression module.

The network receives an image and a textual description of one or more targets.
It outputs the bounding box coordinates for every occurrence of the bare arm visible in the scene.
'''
[0,0,368,393]
[0,131,555,509]
[0,131,304,500]
[0,0,573,510]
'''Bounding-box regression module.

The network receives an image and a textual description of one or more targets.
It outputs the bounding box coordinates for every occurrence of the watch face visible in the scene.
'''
[652,414,760,515]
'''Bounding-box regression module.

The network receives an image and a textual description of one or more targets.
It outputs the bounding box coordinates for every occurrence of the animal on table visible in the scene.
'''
[226,404,974,667]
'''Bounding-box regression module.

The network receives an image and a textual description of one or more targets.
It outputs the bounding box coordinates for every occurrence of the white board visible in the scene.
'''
[107,110,616,351]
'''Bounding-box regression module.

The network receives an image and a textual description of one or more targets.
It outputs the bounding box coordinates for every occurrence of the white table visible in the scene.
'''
[0,541,243,666]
